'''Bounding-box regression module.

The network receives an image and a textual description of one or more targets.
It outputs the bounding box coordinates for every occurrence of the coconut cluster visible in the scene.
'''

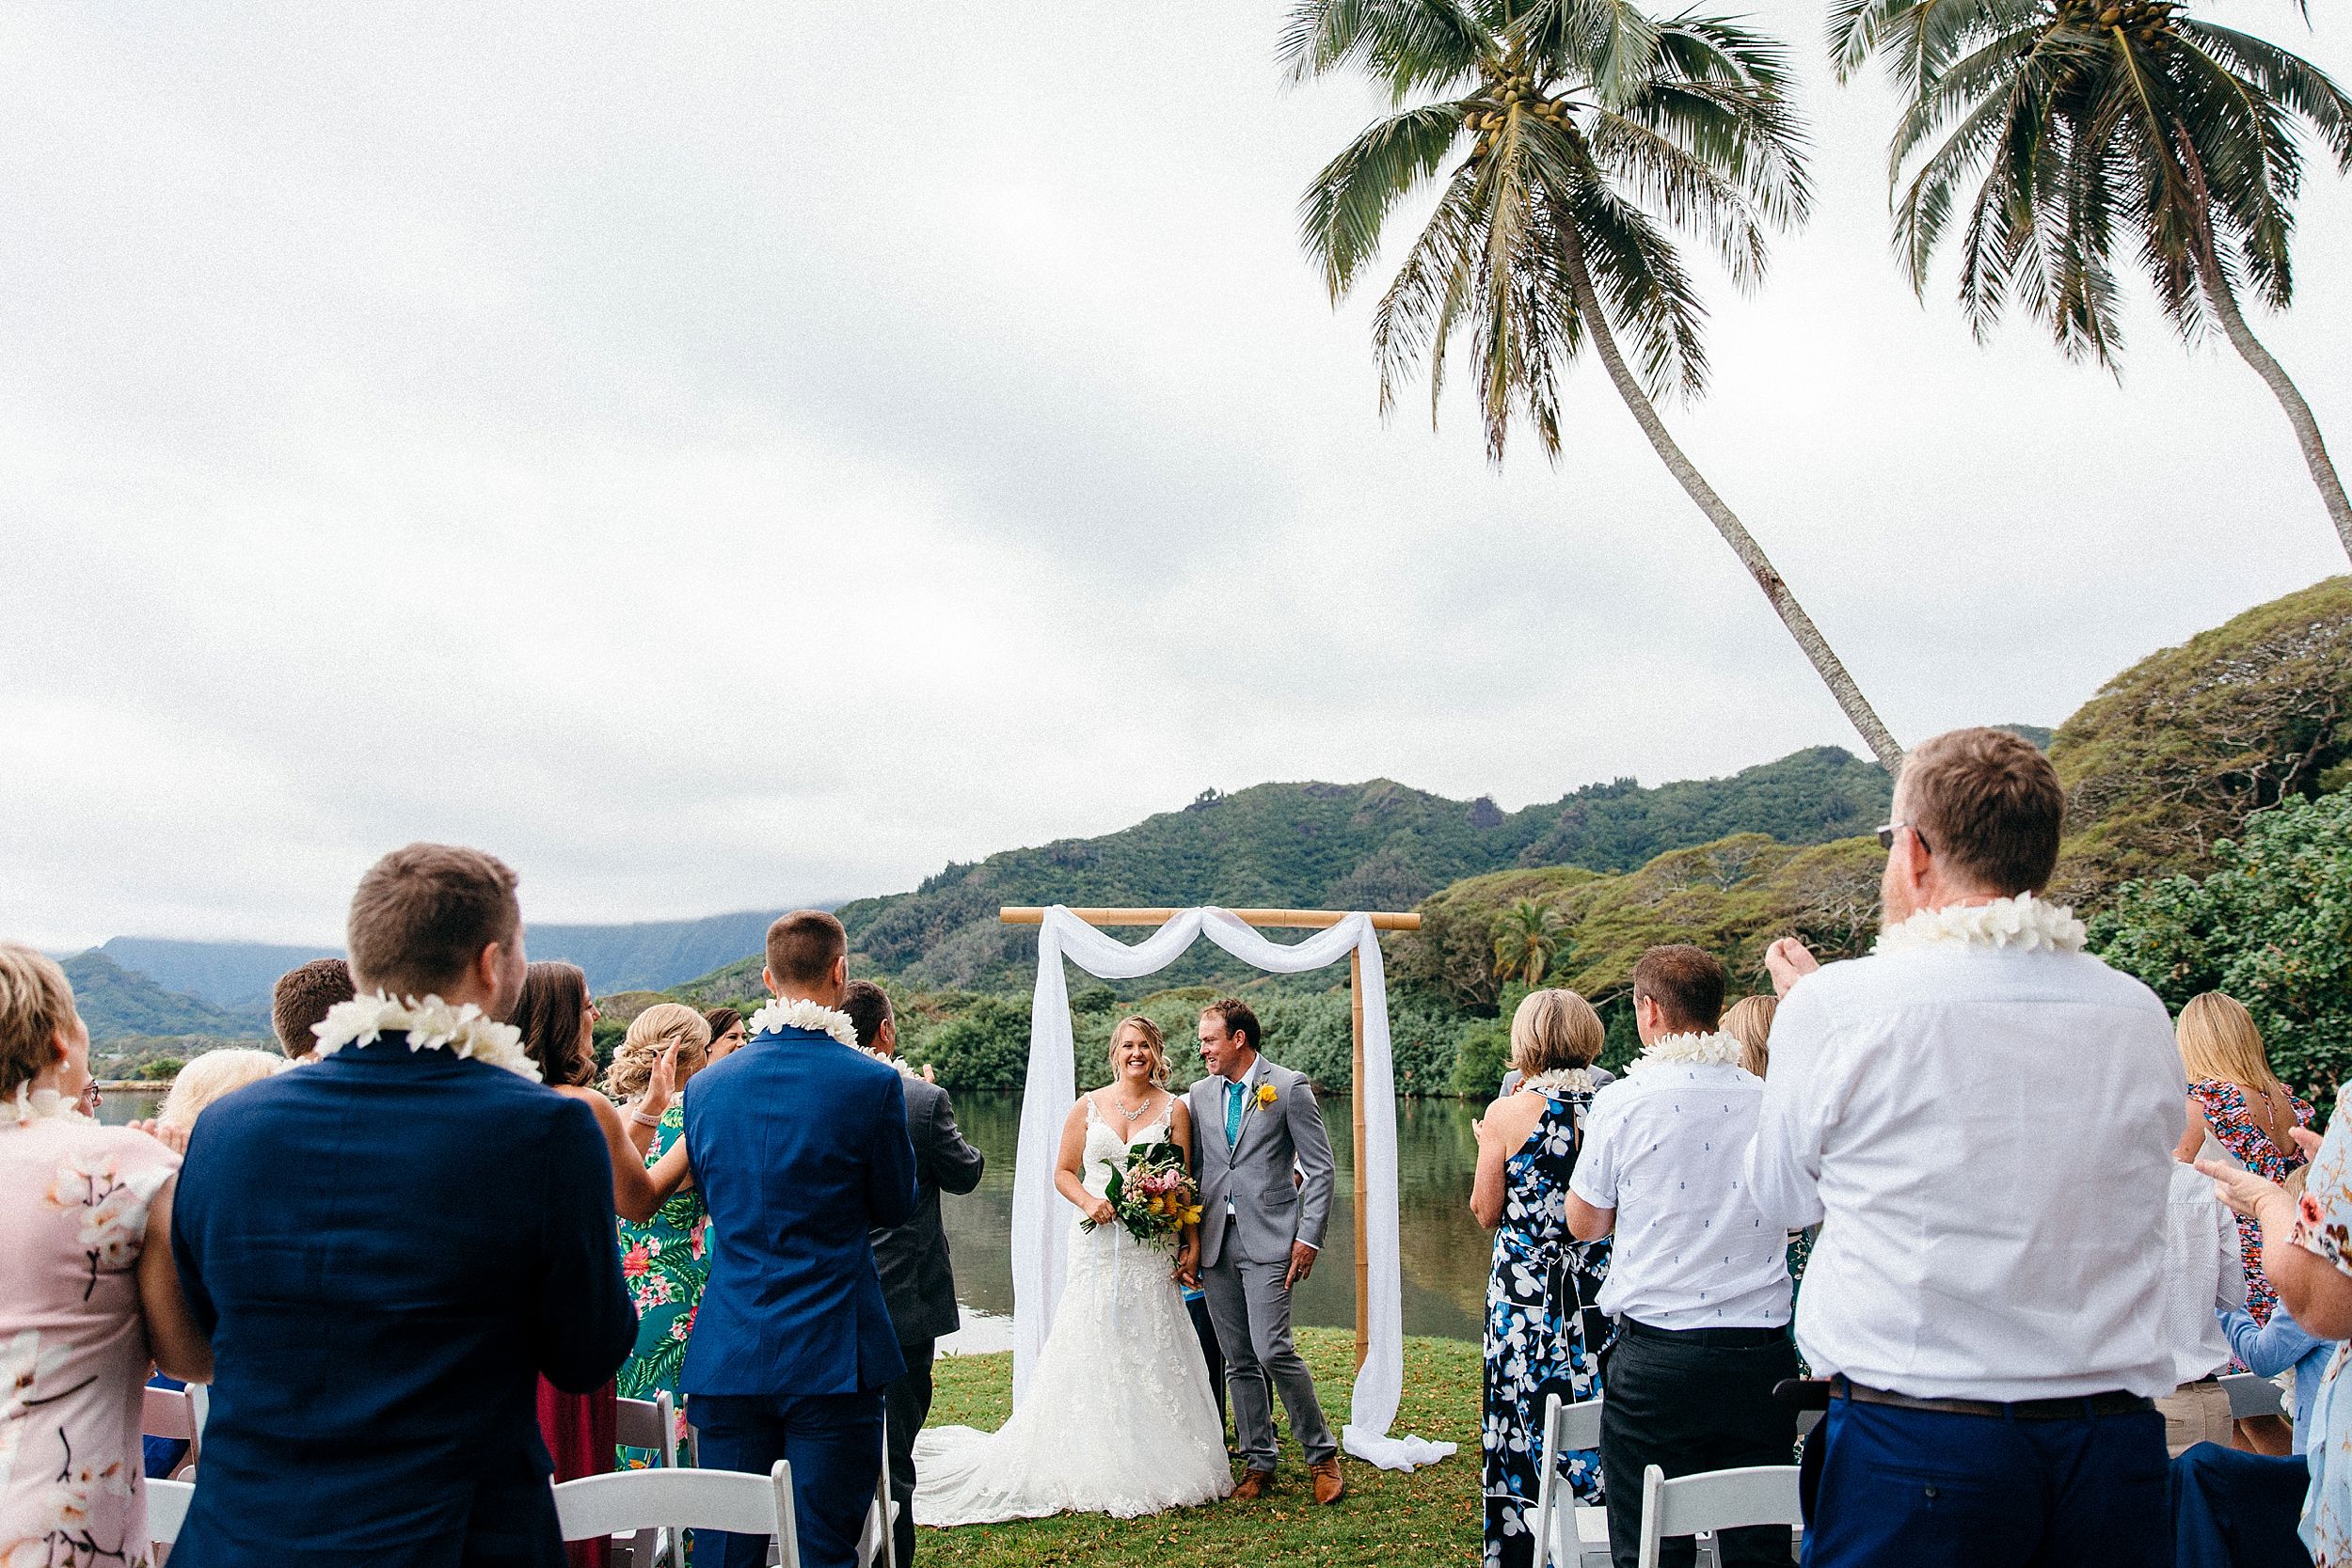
[2070,0,2180,41]
[1464,73,1569,159]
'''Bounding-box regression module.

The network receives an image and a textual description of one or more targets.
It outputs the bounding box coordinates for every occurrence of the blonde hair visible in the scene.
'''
[604,1003,713,1101]
[0,942,78,1099]
[158,1049,288,1132]
[1723,995,1778,1078]
[1509,990,1604,1077]
[1107,1015,1169,1085]
[2178,992,2280,1094]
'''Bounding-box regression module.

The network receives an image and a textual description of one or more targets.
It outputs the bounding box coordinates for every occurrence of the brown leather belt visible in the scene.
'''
[1835,1376,2154,1421]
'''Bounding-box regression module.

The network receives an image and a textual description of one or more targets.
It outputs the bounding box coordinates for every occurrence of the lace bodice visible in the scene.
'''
[1080,1093,1174,1197]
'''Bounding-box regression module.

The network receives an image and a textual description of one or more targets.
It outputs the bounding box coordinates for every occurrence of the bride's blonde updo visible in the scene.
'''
[1106,1015,1168,1086]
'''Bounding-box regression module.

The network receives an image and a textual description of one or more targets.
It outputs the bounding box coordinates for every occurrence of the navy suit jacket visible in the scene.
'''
[169,1036,637,1568]
[681,1023,918,1398]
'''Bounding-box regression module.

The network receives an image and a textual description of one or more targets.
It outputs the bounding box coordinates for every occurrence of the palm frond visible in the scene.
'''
[1300,103,1478,297]
[1279,0,1492,96]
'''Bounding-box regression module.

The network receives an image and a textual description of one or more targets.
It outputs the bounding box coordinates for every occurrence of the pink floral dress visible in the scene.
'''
[1,1094,179,1568]
[2192,1077,2314,1323]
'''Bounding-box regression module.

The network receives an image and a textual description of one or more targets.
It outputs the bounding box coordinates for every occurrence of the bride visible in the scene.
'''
[913,1015,1233,1523]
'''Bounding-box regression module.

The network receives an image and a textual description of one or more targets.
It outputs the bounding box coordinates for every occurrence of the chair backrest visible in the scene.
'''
[142,1383,201,1481]
[554,1461,799,1568]
[1532,1395,1606,1567]
[2222,1372,2290,1421]
[1636,1464,1802,1568]
[149,1478,195,1545]
[614,1392,675,1465]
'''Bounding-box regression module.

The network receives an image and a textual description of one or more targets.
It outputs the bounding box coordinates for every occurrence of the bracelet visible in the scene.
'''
[630,1106,663,1129]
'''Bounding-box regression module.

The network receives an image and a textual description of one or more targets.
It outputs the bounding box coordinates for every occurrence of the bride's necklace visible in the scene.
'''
[1113,1089,1155,1122]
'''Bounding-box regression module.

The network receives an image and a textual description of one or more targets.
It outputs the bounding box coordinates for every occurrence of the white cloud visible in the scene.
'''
[2,0,2345,949]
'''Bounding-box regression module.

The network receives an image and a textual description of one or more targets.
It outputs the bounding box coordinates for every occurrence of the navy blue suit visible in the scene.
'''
[683,1022,917,1568]
[169,1036,637,1568]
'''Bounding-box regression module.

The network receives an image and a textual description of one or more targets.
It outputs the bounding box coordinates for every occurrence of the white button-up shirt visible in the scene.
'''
[1570,1055,1790,1331]
[1748,939,2185,1401]
[2162,1159,2245,1386]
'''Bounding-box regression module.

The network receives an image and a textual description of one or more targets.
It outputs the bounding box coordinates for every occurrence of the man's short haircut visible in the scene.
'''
[347,843,520,1000]
[1631,945,1727,1034]
[0,942,77,1099]
[766,911,848,989]
[1899,727,2066,896]
[841,979,893,1052]
[271,958,356,1057]
[1200,997,1262,1053]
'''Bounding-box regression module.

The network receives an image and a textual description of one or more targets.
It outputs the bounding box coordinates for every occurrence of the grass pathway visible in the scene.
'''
[916,1328,1484,1567]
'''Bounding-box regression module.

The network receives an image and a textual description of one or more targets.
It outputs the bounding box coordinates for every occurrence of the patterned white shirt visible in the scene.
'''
[1570,1058,1790,1331]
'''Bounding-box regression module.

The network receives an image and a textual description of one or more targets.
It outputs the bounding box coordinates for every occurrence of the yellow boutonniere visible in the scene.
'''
[1255,1083,1278,1107]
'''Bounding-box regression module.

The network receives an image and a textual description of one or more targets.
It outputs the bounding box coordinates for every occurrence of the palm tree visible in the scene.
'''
[1287,0,1905,772]
[1493,897,1571,987]
[1835,0,2352,561]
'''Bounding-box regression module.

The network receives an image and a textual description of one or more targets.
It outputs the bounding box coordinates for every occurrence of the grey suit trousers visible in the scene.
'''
[1200,1246,1337,1468]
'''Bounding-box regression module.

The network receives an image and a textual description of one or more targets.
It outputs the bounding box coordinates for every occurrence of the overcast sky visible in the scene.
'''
[5,1,2346,950]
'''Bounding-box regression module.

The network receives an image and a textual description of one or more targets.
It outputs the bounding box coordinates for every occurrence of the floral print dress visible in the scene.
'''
[615,1101,707,1468]
[2294,1092,2352,1563]
[2193,1077,2314,1323]
[1484,1090,1612,1568]
[1,1095,179,1568]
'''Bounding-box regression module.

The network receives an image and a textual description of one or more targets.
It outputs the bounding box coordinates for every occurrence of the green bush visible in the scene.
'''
[904,993,1033,1091]
[136,1056,186,1082]
[1450,1018,1510,1099]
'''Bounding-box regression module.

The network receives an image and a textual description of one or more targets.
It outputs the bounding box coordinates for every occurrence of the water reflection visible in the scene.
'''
[940,1090,1488,1342]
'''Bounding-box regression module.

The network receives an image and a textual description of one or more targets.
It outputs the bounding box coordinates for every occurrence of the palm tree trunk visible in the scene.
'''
[2186,232,2352,566]
[1558,230,1905,774]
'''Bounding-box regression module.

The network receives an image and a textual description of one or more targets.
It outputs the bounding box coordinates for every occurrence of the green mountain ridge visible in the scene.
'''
[64,951,268,1043]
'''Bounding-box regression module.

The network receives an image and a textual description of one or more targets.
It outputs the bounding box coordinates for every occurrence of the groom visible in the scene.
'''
[1184,998,1346,1504]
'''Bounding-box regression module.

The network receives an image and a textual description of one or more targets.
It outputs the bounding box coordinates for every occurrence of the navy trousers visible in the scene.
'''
[2169,1442,2310,1568]
[1800,1397,2169,1568]
[693,1389,884,1568]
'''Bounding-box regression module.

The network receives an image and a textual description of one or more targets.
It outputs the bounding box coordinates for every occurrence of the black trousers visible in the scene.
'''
[1598,1320,1799,1568]
[1185,1293,1228,1433]
[882,1337,934,1568]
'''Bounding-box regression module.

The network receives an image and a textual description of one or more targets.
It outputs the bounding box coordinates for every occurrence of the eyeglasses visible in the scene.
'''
[1876,821,1931,854]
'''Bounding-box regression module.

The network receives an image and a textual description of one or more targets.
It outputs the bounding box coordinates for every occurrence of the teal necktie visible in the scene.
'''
[1225,1078,1245,1149]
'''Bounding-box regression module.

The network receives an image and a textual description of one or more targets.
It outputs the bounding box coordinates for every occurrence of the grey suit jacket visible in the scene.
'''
[870,1075,985,1347]
[1187,1056,1336,1269]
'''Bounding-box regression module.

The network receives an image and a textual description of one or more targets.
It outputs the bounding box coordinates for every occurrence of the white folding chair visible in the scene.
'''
[149,1477,195,1548]
[1635,1464,1802,1568]
[142,1384,202,1481]
[2222,1371,2290,1421]
[555,1459,799,1568]
[609,1393,680,1567]
[1530,1394,1613,1566]
[857,1410,896,1568]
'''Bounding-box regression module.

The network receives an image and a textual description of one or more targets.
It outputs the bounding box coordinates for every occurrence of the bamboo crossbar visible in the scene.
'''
[997,906,1421,930]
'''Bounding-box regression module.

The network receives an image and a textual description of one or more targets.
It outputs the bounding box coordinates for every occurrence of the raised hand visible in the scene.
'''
[644,1040,680,1113]
[130,1118,190,1156]
[1765,937,1821,997]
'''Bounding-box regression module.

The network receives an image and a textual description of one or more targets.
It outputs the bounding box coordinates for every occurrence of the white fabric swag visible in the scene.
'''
[1010,905,1454,1471]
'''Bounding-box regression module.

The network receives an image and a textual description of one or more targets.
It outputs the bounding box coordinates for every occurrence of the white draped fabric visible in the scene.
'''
[1010,905,1454,1471]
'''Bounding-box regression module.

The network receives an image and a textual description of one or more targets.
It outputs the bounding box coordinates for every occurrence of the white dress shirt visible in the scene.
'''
[1570,1054,1790,1331]
[1748,932,2186,1401]
[2161,1160,2245,1386]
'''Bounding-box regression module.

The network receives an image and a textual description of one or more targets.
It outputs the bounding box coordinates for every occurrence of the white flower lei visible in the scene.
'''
[745,997,861,1051]
[1520,1068,1597,1097]
[1874,893,2086,957]
[1625,1031,1747,1077]
[858,1046,922,1079]
[310,993,541,1081]
[11,1085,89,1127]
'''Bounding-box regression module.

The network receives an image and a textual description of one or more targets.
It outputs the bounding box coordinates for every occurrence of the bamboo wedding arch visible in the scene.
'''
[996,904,1452,1471]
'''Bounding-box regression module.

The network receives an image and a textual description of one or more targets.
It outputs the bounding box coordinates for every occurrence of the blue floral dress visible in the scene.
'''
[2296,1091,2352,1564]
[1484,1090,1612,1568]
[614,1101,707,1469]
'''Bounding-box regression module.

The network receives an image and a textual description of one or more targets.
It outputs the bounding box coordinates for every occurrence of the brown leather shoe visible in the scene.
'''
[1310,1457,1345,1505]
[1231,1467,1275,1501]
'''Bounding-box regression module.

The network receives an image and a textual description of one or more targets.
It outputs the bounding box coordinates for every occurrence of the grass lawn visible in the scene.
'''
[916,1328,1485,1567]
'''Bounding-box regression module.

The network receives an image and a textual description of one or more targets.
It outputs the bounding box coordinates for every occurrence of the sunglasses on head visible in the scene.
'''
[1875,821,1931,854]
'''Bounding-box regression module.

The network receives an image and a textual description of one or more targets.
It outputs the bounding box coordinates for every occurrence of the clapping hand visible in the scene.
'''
[129,1118,190,1155]
[1765,937,1821,997]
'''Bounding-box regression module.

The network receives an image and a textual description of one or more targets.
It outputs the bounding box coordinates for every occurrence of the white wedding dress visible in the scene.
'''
[912,1098,1232,1524]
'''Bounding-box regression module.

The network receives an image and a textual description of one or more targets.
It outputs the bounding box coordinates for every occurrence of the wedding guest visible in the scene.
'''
[1472,988,1613,1568]
[1568,947,1793,1568]
[271,956,354,1058]
[0,942,211,1566]
[639,911,917,1568]
[2154,1156,2245,1455]
[844,979,985,1568]
[2176,992,2313,1334]
[157,1048,286,1134]
[167,843,636,1568]
[704,1006,748,1064]
[1750,728,2183,1568]
[2220,1299,2332,1453]
[1721,994,1775,1078]
[602,1003,713,1468]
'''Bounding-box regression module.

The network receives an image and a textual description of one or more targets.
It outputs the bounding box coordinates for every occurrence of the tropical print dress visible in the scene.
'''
[1484,1090,1613,1568]
[2193,1077,2314,1324]
[615,1101,708,1468]
[2293,1090,2352,1564]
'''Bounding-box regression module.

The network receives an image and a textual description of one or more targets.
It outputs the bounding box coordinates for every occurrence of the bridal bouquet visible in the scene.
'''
[1082,1139,1202,1246]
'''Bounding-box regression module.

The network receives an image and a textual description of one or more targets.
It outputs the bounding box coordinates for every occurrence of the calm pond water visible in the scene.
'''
[99,1085,1495,1342]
